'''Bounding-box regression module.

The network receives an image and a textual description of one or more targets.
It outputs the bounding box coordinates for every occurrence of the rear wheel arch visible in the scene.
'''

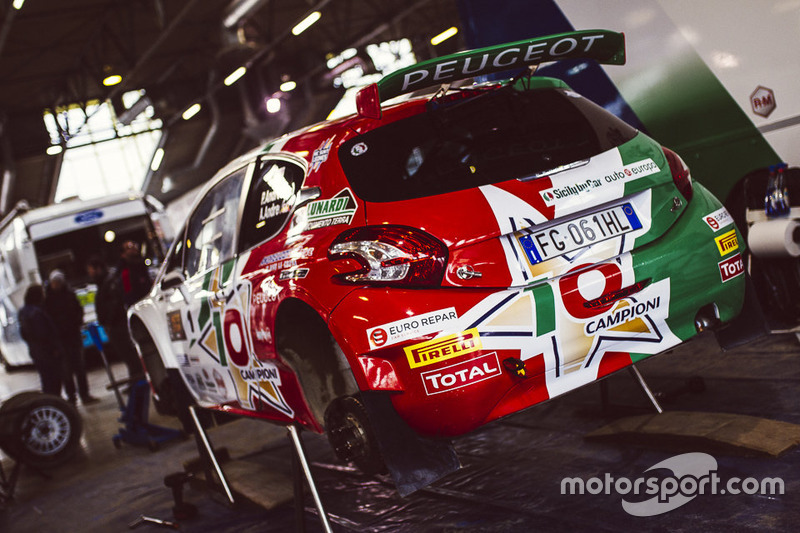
[274,298,359,428]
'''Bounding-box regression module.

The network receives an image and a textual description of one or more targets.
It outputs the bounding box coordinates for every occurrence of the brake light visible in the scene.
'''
[663,147,693,202]
[328,225,448,286]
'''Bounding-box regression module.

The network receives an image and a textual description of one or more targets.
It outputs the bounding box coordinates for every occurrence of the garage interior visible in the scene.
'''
[1,1,800,531]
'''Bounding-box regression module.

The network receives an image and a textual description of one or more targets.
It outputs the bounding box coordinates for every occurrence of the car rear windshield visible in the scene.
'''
[338,87,638,203]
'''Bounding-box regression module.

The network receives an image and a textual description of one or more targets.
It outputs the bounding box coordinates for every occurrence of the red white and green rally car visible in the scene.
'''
[129,30,747,492]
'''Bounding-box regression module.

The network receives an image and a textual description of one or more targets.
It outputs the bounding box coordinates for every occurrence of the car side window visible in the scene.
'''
[238,158,306,253]
[184,168,247,278]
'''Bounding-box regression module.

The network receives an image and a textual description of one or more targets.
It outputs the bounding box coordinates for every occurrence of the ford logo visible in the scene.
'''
[74,209,103,224]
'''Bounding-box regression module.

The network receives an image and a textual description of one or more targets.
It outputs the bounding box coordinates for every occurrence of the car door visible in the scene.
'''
[172,165,251,407]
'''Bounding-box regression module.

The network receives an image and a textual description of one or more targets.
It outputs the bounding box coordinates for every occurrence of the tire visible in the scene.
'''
[324,395,386,475]
[0,393,82,469]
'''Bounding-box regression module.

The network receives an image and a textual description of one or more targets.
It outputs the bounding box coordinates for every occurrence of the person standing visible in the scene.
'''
[44,270,98,405]
[18,284,62,396]
[119,241,152,308]
[87,257,144,381]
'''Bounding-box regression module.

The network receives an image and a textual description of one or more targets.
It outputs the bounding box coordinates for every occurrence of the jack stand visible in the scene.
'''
[287,425,332,533]
[628,365,664,414]
[87,322,125,410]
[112,380,184,450]
[0,459,21,502]
[187,405,235,505]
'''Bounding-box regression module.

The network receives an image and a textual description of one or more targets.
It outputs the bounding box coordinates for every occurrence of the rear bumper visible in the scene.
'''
[329,184,745,437]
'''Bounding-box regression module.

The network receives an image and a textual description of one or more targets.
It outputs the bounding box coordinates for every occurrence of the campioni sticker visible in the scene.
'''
[714,229,738,256]
[366,307,458,349]
[404,328,482,369]
[306,188,358,230]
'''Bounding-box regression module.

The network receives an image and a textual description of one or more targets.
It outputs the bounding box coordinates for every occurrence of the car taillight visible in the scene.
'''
[663,147,693,202]
[328,225,448,286]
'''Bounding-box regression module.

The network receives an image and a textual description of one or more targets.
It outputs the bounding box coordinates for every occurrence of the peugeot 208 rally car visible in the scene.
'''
[128,30,746,490]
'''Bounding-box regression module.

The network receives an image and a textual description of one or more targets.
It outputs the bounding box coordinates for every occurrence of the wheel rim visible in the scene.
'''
[21,406,72,457]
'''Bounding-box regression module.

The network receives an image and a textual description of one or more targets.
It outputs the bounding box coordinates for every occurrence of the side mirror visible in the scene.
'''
[296,187,321,209]
[160,271,184,290]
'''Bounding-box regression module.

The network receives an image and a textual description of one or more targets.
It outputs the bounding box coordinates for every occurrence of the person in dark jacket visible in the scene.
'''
[87,257,143,381]
[119,241,152,308]
[18,284,62,396]
[44,270,98,405]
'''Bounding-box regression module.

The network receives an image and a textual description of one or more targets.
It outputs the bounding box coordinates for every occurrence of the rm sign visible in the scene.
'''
[750,86,776,118]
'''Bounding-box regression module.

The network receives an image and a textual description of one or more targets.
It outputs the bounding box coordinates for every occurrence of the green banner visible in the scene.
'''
[377,29,625,102]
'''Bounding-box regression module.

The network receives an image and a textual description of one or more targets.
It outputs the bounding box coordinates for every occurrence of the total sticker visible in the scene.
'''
[718,253,744,282]
[421,352,501,395]
[703,207,734,232]
[366,307,458,349]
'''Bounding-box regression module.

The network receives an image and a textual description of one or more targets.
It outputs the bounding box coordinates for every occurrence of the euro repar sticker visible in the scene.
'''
[703,207,734,232]
[306,188,358,230]
[366,307,458,349]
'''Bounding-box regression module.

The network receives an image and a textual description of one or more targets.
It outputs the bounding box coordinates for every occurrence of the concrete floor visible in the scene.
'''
[0,331,798,532]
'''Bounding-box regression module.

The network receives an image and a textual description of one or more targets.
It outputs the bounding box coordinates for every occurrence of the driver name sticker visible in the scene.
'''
[366,307,458,349]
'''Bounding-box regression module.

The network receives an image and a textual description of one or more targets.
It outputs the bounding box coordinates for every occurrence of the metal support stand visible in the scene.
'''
[628,365,664,414]
[287,425,332,533]
[188,405,235,505]
[87,322,125,410]
[0,459,21,502]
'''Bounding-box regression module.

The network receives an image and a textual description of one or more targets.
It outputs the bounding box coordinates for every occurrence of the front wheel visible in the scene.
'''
[324,395,386,475]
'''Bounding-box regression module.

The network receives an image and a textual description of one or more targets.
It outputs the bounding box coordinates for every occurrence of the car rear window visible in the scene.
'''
[338,87,638,203]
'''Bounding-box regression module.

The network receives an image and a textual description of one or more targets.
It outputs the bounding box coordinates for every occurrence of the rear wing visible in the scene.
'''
[356,29,625,119]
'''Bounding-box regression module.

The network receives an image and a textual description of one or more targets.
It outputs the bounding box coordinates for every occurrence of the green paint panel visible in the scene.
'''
[212,311,227,367]
[530,283,556,336]
[221,258,236,287]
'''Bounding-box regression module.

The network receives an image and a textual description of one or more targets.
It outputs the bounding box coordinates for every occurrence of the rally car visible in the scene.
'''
[129,30,747,492]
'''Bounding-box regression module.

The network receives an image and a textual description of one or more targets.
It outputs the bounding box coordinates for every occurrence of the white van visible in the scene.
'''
[0,193,173,368]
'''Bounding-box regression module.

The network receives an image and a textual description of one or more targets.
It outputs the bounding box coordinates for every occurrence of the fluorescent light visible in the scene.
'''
[46,145,63,156]
[182,103,202,120]
[279,80,296,92]
[150,148,165,172]
[266,97,281,113]
[102,74,122,86]
[292,11,321,36]
[12,0,25,10]
[431,26,458,46]
[224,66,247,86]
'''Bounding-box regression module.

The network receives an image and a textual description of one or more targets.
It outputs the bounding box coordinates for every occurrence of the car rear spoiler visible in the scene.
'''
[356,29,625,119]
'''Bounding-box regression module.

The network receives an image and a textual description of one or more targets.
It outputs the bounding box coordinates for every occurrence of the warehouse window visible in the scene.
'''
[43,90,162,202]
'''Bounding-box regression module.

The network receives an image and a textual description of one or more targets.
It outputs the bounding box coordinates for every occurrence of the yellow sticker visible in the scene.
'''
[714,229,738,256]
[404,328,482,369]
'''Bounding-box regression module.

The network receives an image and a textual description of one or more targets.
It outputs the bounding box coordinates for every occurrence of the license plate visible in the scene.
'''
[517,203,642,265]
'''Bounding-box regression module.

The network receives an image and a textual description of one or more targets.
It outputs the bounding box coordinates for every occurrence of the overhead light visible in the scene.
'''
[102,74,122,87]
[223,0,265,28]
[224,66,247,86]
[182,103,202,120]
[150,148,165,172]
[292,11,321,36]
[266,97,281,114]
[12,0,25,10]
[280,80,296,92]
[431,26,458,46]
[46,145,63,156]
[104,230,116,243]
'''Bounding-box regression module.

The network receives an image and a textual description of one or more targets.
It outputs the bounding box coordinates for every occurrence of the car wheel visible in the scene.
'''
[0,393,82,469]
[324,395,387,475]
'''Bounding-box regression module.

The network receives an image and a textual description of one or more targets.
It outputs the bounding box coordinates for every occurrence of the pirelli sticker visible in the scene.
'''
[404,328,482,369]
[714,229,738,256]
